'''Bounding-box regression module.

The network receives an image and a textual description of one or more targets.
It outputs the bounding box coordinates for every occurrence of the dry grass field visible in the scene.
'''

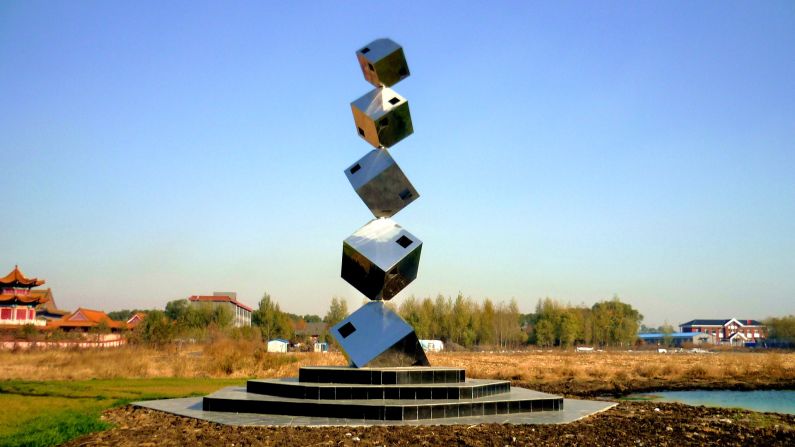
[0,339,345,381]
[430,350,795,395]
[1,340,794,396]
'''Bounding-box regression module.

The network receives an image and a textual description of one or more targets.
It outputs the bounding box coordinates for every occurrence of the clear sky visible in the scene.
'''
[1,1,793,327]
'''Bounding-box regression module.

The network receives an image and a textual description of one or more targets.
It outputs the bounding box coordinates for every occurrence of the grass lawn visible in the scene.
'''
[0,377,244,447]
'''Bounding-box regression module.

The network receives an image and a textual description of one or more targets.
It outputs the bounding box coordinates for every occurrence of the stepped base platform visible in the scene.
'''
[204,385,561,420]
[134,366,617,426]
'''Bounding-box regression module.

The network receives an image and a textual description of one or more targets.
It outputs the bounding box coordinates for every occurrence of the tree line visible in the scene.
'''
[527,296,643,347]
[113,292,642,349]
[397,294,526,348]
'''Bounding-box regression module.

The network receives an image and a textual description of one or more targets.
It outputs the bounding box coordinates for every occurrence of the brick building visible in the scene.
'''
[680,318,766,345]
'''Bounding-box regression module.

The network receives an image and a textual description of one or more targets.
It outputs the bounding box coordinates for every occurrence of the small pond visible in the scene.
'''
[624,390,795,415]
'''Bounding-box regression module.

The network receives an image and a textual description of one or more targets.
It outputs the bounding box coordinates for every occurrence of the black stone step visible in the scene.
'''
[247,378,510,400]
[299,366,465,385]
[202,386,563,421]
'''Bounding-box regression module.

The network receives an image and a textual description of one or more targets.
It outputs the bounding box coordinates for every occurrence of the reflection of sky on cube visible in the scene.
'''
[357,39,401,65]
[345,149,395,191]
[351,88,405,120]
[345,218,421,272]
[330,301,414,368]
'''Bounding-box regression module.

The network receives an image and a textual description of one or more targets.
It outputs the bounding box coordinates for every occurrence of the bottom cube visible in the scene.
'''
[330,301,429,368]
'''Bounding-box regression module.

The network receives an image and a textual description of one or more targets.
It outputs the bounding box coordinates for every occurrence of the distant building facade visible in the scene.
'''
[188,292,252,328]
[680,318,767,345]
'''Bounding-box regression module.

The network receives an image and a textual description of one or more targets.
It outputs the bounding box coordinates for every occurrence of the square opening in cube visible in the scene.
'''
[379,117,389,127]
[338,322,356,338]
[398,66,408,77]
[357,127,365,137]
[361,47,370,54]
[396,235,413,248]
[399,188,412,201]
[350,164,361,174]
[388,97,400,105]
[368,63,375,71]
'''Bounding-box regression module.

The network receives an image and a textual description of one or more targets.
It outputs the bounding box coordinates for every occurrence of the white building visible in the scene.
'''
[268,338,289,353]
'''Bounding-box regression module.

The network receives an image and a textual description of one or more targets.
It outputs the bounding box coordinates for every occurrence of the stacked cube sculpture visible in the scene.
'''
[332,38,430,368]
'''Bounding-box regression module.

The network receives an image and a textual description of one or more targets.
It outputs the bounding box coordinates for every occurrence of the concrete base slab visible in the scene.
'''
[133,395,617,426]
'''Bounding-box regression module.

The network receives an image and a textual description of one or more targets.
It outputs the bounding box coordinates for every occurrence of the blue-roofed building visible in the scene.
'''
[638,332,712,347]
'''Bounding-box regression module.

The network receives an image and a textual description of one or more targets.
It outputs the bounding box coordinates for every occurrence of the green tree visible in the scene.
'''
[399,296,425,337]
[765,315,795,342]
[450,293,471,346]
[661,322,675,347]
[558,310,580,347]
[165,299,189,321]
[133,310,174,346]
[590,296,642,347]
[535,319,555,347]
[252,293,293,341]
[478,299,496,345]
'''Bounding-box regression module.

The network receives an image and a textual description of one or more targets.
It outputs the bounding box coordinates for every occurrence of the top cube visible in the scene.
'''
[357,38,410,87]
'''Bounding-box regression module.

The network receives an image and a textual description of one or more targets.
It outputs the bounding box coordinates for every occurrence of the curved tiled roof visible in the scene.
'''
[51,308,125,329]
[0,265,45,288]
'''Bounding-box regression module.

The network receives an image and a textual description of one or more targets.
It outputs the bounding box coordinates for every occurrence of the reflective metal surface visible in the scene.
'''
[351,87,413,148]
[339,38,427,367]
[356,38,410,88]
[341,218,421,300]
[345,149,419,218]
[330,301,428,368]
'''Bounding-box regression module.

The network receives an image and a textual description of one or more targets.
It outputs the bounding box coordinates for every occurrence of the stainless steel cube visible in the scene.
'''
[341,218,422,301]
[356,38,410,87]
[330,301,429,368]
[351,87,413,149]
[345,149,419,218]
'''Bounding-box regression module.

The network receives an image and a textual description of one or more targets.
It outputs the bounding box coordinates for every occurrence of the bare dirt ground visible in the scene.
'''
[63,401,795,447]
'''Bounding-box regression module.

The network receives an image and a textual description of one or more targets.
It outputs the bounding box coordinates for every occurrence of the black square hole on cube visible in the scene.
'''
[368,63,374,71]
[379,117,389,127]
[361,47,370,54]
[357,127,365,137]
[399,188,412,201]
[388,97,400,105]
[338,322,356,338]
[350,164,361,174]
[396,235,413,248]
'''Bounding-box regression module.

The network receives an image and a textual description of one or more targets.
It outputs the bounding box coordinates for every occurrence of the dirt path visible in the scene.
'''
[62,400,795,447]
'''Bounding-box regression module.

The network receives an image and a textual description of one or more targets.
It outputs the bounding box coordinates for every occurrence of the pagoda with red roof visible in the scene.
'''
[0,265,48,327]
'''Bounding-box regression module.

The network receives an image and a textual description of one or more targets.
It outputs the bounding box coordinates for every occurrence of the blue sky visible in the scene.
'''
[1,1,793,326]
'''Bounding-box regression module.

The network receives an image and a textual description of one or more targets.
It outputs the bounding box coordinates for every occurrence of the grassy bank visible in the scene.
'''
[0,377,244,447]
